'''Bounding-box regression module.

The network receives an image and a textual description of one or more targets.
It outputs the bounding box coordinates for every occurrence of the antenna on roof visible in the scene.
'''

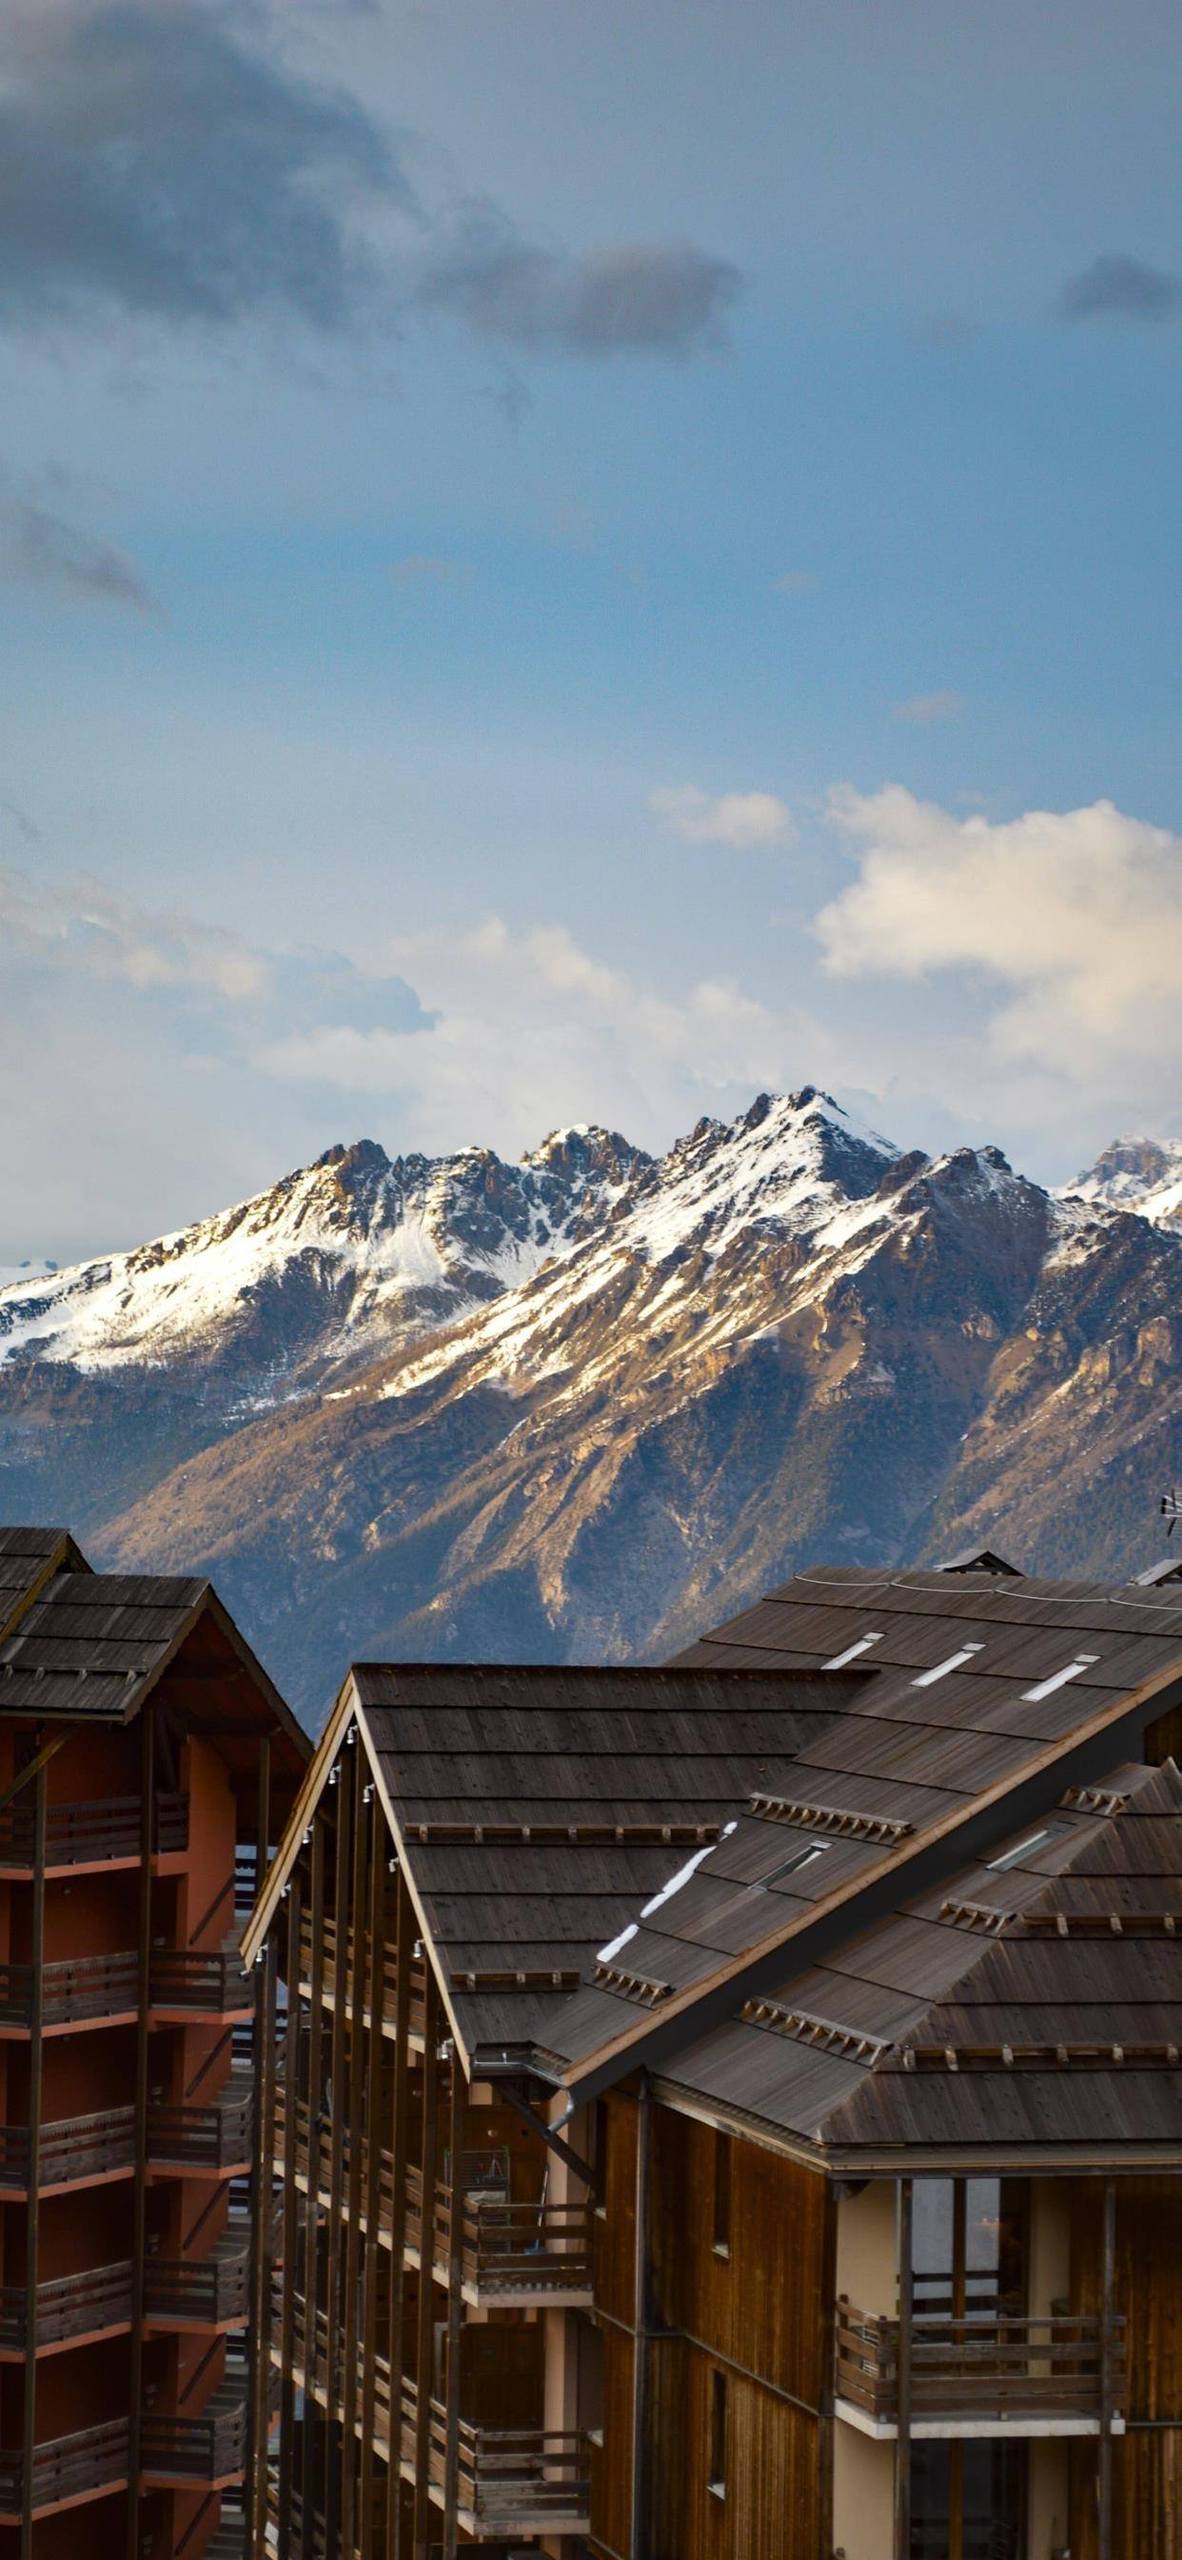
[1162,1490,1181,1541]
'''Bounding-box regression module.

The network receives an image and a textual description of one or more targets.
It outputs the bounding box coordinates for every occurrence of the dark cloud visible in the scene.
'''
[418,214,742,358]
[0,498,156,613]
[1062,254,1182,323]
[0,2,410,333]
[0,799,40,846]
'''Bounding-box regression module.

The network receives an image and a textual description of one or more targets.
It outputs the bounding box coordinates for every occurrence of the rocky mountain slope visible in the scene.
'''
[0,1090,1178,1726]
[1062,1135,1182,1227]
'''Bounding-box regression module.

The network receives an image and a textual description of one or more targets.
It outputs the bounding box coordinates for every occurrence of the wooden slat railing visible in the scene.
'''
[0,2105,137,2192]
[0,1792,187,1872]
[296,1911,427,2036]
[276,2102,591,2297]
[0,2259,134,2352]
[150,1945,253,2016]
[148,2071,254,2174]
[398,2377,590,2523]
[0,1950,140,2029]
[0,2418,131,2515]
[141,2380,248,2484]
[835,2296,1127,2422]
[145,2228,252,2328]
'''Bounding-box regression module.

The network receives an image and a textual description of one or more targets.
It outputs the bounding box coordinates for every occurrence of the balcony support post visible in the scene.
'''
[276,1862,304,2551]
[339,1747,371,2558]
[387,1868,413,2560]
[412,1966,442,2560]
[247,1928,278,2558]
[893,2177,913,2560]
[442,2050,466,2560]
[18,1758,47,2560]
[628,2077,652,2560]
[296,1815,328,2545]
[256,1736,271,1902]
[322,1743,355,2560]
[126,1702,155,2560]
[1099,2174,1116,2560]
[359,1791,389,2550]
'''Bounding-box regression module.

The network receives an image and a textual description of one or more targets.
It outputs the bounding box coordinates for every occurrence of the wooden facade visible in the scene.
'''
[0,1529,306,2560]
[243,1566,1182,2560]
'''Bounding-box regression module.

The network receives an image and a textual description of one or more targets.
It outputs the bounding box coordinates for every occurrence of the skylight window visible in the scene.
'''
[756,1840,831,1889]
[823,1632,883,1671]
[987,1820,1070,1874]
[1021,1655,1100,1703]
[912,1643,984,1688]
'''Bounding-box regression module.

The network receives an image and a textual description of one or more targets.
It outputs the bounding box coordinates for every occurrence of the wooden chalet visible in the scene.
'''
[243,1560,1182,2560]
[0,1526,308,2560]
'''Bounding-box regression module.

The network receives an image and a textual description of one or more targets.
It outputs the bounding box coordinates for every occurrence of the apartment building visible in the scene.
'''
[0,1524,307,2560]
[244,1555,1182,2560]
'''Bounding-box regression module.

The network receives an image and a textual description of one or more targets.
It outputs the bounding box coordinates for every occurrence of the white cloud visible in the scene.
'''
[649,784,795,850]
[0,860,268,999]
[389,555,467,586]
[892,689,964,724]
[260,914,814,1152]
[816,786,1182,1099]
[772,568,817,596]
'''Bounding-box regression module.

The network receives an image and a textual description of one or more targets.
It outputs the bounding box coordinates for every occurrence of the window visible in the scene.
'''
[823,1631,883,1670]
[708,2369,728,2497]
[912,1643,984,1687]
[756,1840,831,1889]
[987,1820,1069,1874]
[711,2130,731,2257]
[1021,1654,1099,1702]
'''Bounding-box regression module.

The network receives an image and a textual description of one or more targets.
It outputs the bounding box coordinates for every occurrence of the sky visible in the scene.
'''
[2,0,1181,1263]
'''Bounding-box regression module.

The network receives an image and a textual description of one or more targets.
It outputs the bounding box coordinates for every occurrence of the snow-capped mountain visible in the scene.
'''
[0,1091,1178,1724]
[1061,1135,1182,1228]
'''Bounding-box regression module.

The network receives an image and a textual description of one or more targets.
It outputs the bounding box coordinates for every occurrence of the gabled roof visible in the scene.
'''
[0,1526,88,1641]
[0,1563,307,1777]
[659,1757,1182,2163]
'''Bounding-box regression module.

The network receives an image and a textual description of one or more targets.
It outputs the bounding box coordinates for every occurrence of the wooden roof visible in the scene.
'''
[0,1562,307,1781]
[660,1757,1182,2161]
[0,1526,87,1641]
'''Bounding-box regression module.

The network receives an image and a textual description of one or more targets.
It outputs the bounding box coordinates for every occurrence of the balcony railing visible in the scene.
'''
[284,2304,589,2531]
[148,2070,254,2174]
[277,2101,592,2302]
[145,2222,252,2328]
[0,2259,134,2354]
[0,1793,187,1874]
[835,2298,1127,2427]
[297,1913,427,2038]
[149,1944,253,2017]
[0,1951,140,2032]
[399,2379,590,2530]
[0,2418,130,2516]
[141,2380,248,2486]
[0,2107,136,2193]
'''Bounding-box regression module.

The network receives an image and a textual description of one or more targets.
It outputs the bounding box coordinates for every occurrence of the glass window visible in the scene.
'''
[708,2369,727,2494]
[712,2129,731,2254]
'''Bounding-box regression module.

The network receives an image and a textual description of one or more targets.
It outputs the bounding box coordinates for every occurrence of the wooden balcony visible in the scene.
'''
[0,1792,187,1876]
[399,2379,590,2539]
[149,1942,253,2019]
[0,1951,140,2035]
[0,2418,130,2519]
[835,2297,1127,2436]
[148,2070,254,2176]
[145,2222,252,2329]
[0,2106,137,2194]
[296,1913,427,2040]
[141,2380,248,2487]
[0,2260,134,2358]
[284,2303,590,2541]
[277,2100,593,2304]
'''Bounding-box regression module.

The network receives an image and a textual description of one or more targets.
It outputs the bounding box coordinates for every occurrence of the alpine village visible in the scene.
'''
[0,1504,1180,2560]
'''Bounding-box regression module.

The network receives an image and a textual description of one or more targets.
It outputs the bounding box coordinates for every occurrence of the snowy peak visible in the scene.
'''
[623,1088,899,1265]
[1061,1135,1182,1228]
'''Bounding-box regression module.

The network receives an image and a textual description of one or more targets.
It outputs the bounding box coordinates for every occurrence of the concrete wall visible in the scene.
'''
[832,2419,894,2560]
[836,2179,897,2317]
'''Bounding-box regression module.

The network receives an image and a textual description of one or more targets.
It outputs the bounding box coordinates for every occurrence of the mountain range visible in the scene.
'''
[0,1090,1178,1726]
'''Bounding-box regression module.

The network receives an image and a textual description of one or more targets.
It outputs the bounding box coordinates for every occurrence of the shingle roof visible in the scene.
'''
[0,1526,86,1639]
[654,1755,1182,2159]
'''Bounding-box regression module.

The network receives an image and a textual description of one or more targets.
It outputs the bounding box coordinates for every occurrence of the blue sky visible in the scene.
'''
[2,0,1180,1260]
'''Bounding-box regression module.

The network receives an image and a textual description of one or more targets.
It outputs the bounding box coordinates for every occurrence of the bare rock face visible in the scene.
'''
[0,1094,1178,1726]
[1061,1135,1182,1227]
